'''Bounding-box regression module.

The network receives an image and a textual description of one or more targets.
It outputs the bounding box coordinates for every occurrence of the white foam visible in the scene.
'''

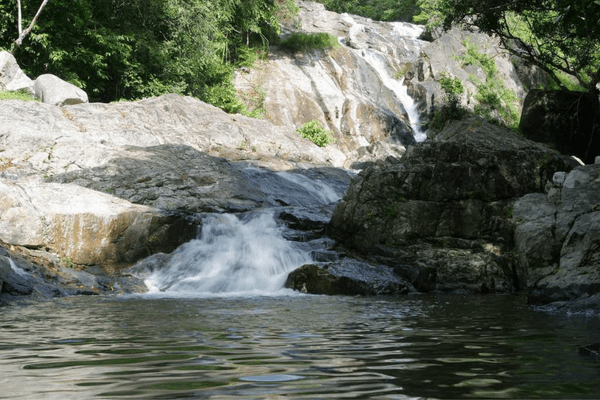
[143,212,311,297]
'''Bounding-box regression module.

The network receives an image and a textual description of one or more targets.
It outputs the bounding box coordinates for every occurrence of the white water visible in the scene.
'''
[144,211,311,297]
[276,172,342,204]
[362,51,427,142]
[9,258,29,277]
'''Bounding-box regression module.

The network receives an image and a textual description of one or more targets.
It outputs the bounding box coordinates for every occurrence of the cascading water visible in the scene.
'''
[341,15,427,142]
[144,211,312,297]
[362,51,427,142]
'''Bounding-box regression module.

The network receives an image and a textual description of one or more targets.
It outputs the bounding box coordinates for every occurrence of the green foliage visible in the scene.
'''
[0,88,36,101]
[440,0,600,93]
[296,120,337,147]
[413,0,444,27]
[432,74,466,130]
[458,41,521,129]
[0,0,298,112]
[280,32,340,53]
[315,0,419,22]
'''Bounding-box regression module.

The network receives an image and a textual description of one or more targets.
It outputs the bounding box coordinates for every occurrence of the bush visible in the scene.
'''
[296,120,336,147]
[432,74,466,130]
[280,32,340,53]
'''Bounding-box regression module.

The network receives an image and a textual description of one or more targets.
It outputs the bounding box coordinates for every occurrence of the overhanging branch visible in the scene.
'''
[14,0,50,47]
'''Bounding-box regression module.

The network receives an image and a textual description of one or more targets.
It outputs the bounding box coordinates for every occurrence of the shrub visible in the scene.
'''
[296,120,336,147]
[280,32,340,53]
[432,74,466,130]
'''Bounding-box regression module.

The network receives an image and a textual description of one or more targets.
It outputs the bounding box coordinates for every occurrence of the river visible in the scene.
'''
[1,293,599,399]
[2,169,599,399]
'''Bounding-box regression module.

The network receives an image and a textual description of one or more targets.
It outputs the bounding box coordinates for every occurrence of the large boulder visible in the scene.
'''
[0,51,33,92]
[515,162,600,313]
[284,259,413,296]
[519,89,600,164]
[33,74,88,106]
[0,180,195,272]
[330,116,572,293]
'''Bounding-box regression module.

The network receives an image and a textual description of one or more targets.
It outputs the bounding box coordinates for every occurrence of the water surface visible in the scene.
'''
[1,293,599,399]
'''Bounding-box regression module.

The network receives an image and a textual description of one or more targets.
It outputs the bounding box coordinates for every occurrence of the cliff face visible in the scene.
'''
[235,1,539,167]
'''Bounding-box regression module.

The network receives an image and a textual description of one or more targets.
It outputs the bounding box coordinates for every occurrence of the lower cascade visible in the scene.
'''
[144,211,312,296]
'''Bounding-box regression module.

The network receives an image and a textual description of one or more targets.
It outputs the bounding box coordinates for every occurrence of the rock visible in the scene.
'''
[285,259,413,296]
[33,74,88,106]
[0,51,33,92]
[0,180,196,272]
[330,116,572,293]
[235,1,428,166]
[0,91,354,288]
[0,256,12,294]
[519,90,600,164]
[515,164,600,312]
[406,27,543,127]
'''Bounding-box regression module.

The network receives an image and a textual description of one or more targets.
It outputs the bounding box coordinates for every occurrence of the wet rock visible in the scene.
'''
[330,116,571,294]
[0,256,11,294]
[285,259,413,296]
[235,1,428,165]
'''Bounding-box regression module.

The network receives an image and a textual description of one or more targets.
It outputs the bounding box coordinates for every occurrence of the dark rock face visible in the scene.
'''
[284,259,413,296]
[515,163,600,312]
[329,116,571,294]
[519,90,600,164]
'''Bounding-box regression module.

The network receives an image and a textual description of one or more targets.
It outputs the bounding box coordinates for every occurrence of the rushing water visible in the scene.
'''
[144,212,311,296]
[1,294,599,399]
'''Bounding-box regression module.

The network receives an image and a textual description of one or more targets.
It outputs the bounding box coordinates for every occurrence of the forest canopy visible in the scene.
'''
[0,0,297,109]
[2,0,599,112]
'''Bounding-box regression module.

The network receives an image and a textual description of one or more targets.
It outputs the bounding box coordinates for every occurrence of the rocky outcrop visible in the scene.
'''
[236,1,428,167]
[285,259,413,296]
[33,74,89,106]
[515,162,600,312]
[0,180,196,271]
[519,90,600,164]
[0,91,350,292]
[329,116,572,294]
[406,27,546,126]
[0,51,34,92]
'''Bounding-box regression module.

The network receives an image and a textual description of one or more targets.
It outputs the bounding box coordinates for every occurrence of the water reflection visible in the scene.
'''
[0,294,599,399]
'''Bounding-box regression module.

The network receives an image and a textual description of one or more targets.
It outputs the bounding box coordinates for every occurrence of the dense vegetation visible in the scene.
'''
[0,0,298,110]
[2,0,598,125]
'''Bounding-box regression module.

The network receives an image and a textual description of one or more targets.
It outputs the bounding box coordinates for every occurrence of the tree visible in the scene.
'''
[439,0,600,92]
[14,0,49,48]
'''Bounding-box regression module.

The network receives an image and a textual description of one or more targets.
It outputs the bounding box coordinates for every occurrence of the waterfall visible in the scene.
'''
[144,211,312,297]
[361,51,426,142]
[341,15,426,142]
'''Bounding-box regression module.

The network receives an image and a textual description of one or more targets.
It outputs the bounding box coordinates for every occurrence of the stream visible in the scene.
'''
[1,294,599,399]
[1,167,600,399]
